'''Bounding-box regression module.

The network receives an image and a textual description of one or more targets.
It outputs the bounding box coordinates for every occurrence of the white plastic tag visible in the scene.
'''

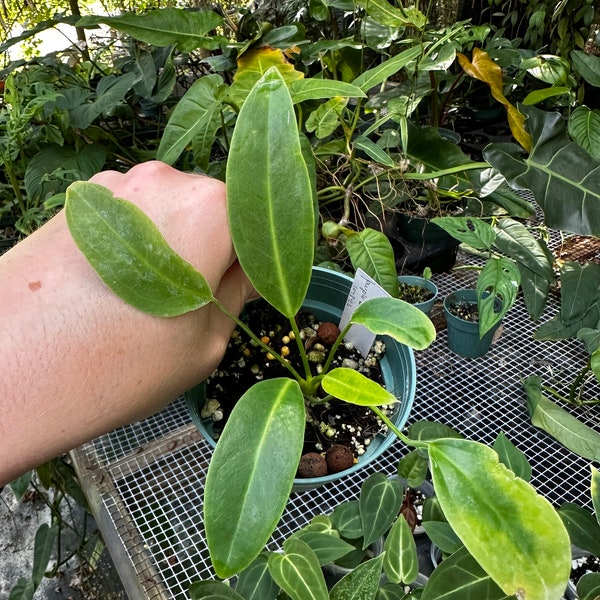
[339,268,391,357]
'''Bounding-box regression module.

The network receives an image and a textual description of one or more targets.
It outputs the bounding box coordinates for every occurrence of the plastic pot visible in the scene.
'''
[443,289,503,358]
[186,266,417,491]
[397,275,438,316]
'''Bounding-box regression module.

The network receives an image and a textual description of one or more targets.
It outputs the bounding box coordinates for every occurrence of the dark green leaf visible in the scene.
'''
[189,581,246,599]
[421,521,462,555]
[568,106,600,159]
[236,553,280,600]
[383,516,419,585]
[331,500,363,539]
[492,432,532,482]
[8,579,35,600]
[78,9,224,53]
[293,532,355,566]
[558,502,600,555]
[65,182,213,317]
[268,538,329,600]
[204,378,305,577]
[354,136,396,167]
[571,50,600,87]
[396,451,429,487]
[9,471,32,501]
[227,67,315,318]
[32,523,58,586]
[523,375,600,461]
[427,437,571,599]
[592,466,600,526]
[577,572,600,600]
[420,547,510,600]
[485,105,600,237]
[360,473,404,547]
[431,217,496,251]
[407,421,463,441]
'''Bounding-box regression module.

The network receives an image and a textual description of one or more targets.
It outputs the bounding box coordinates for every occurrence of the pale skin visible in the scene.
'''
[0,161,256,487]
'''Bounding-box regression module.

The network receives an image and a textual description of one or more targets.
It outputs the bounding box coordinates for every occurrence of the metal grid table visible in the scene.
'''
[71,238,600,600]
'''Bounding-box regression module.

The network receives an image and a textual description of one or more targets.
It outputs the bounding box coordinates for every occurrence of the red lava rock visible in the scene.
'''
[325,444,355,474]
[298,452,328,478]
[317,322,341,345]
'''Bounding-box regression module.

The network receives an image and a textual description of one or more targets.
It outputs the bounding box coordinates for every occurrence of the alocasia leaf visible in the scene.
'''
[568,106,600,159]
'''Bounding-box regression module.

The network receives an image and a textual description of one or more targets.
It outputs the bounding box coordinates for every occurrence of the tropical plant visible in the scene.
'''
[64,66,571,599]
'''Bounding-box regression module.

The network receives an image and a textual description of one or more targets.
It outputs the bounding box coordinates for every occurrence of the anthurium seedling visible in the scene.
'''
[66,67,570,598]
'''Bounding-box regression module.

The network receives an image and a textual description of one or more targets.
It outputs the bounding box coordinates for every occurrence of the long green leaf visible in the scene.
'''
[359,473,404,548]
[492,432,532,482]
[383,516,419,585]
[322,368,397,407]
[65,182,213,316]
[157,74,226,165]
[204,378,305,577]
[420,547,510,600]
[523,376,600,461]
[427,437,571,600]
[290,79,366,103]
[227,67,314,318]
[484,104,600,236]
[351,297,436,350]
[329,554,386,600]
[32,523,58,587]
[78,9,224,53]
[352,46,424,92]
[268,538,329,600]
[557,502,600,555]
[345,229,399,297]
[592,466,600,525]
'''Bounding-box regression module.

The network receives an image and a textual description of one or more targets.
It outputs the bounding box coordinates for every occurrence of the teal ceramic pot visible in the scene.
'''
[397,275,438,316]
[186,266,417,492]
[443,289,503,358]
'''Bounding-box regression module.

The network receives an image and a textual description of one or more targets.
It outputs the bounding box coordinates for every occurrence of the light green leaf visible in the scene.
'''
[189,581,246,599]
[558,502,600,556]
[321,368,397,407]
[157,74,226,165]
[523,86,570,105]
[592,466,600,526]
[427,437,571,600]
[476,257,520,336]
[227,68,315,318]
[354,0,426,29]
[204,378,305,578]
[568,106,600,159]
[268,538,329,600]
[492,432,532,482]
[330,554,386,600]
[352,46,424,92]
[78,9,224,53]
[345,228,399,297]
[351,297,436,350]
[420,547,510,600]
[523,375,600,461]
[65,182,212,317]
[353,136,396,167]
[383,516,419,585]
[236,553,280,600]
[290,79,366,103]
[305,96,348,139]
[360,473,404,548]
[431,217,496,251]
[396,450,428,488]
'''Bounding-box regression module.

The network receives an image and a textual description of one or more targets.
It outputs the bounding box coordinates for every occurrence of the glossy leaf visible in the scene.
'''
[558,502,600,555]
[345,228,400,297]
[290,78,366,103]
[352,46,424,92]
[431,216,496,251]
[330,554,386,600]
[523,375,600,461]
[268,538,329,600]
[322,368,397,407]
[157,74,226,165]
[189,581,245,599]
[476,257,520,336]
[78,9,224,53]
[204,378,305,577]
[331,501,363,539]
[427,437,571,600]
[421,521,462,555]
[354,136,396,168]
[360,473,404,548]
[492,432,532,482]
[293,532,355,566]
[227,67,314,318]
[535,262,600,340]
[577,573,600,600]
[568,106,600,159]
[236,553,280,600]
[592,466,600,525]
[420,547,510,600]
[383,516,419,585]
[65,182,213,317]
[485,105,600,237]
[458,49,532,152]
[396,451,429,488]
[350,297,436,350]
[571,50,600,87]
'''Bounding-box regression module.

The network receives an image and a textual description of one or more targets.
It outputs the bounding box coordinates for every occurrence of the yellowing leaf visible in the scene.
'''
[458,49,532,152]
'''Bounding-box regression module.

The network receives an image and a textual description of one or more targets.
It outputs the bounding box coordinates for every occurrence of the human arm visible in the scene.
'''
[0,161,255,486]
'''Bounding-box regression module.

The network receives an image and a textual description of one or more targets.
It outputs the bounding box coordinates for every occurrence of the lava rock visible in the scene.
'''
[325,444,354,473]
[298,452,328,478]
[317,322,341,345]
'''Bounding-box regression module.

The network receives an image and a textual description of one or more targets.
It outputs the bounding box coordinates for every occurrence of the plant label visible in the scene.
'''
[339,268,391,357]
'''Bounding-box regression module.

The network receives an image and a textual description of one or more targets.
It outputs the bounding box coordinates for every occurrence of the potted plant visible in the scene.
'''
[397,268,439,316]
[65,66,572,597]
